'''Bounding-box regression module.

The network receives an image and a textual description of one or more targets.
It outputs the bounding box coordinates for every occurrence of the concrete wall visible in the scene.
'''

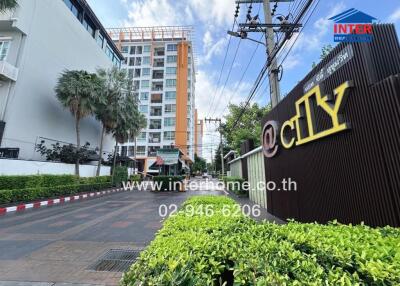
[0,0,115,160]
[0,159,111,177]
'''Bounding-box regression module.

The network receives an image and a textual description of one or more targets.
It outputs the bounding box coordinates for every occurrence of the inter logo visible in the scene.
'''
[328,9,377,43]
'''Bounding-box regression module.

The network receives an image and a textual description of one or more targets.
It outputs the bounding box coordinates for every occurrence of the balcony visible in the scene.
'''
[151,83,163,92]
[150,106,162,116]
[152,70,164,79]
[0,61,18,81]
[153,58,164,68]
[150,93,163,104]
[148,133,161,143]
[154,47,165,57]
[149,119,162,129]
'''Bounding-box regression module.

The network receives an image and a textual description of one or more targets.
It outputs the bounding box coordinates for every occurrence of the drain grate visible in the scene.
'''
[87,249,141,272]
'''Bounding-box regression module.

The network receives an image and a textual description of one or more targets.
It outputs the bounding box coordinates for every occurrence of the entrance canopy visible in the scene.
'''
[156,149,180,165]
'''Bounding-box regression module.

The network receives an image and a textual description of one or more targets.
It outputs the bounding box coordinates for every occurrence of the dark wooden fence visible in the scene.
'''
[262,25,400,227]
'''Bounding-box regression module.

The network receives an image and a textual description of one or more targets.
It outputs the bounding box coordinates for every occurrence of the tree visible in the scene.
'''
[95,67,128,176]
[0,0,18,13]
[192,154,207,174]
[55,70,102,176]
[221,103,271,153]
[312,44,334,68]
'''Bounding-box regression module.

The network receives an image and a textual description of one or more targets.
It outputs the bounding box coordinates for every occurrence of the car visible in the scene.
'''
[202,172,209,179]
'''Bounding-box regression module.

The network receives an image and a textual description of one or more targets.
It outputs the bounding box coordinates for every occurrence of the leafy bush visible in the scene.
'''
[129,174,141,182]
[0,174,78,190]
[153,176,184,191]
[113,166,128,187]
[0,175,112,205]
[222,176,247,196]
[122,196,400,285]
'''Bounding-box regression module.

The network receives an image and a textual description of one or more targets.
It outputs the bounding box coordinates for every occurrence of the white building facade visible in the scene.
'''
[0,0,123,162]
[108,27,200,174]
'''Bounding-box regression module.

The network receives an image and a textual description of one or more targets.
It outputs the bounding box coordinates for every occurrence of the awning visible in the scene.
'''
[156,149,180,165]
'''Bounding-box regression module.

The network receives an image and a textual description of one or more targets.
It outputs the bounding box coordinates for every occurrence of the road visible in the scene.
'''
[0,178,223,286]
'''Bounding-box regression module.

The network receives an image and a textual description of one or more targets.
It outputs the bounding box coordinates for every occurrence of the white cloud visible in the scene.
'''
[389,7,400,23]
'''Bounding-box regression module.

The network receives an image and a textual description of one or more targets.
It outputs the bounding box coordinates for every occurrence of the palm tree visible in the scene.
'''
[94,67,128,176]
[0,0,18,13]
[55,70,102,176]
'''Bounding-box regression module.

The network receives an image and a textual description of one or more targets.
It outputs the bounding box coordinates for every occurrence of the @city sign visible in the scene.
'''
[262,81,353,158]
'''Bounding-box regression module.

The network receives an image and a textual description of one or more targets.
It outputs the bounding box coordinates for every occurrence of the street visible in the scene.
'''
[0,179,223,286]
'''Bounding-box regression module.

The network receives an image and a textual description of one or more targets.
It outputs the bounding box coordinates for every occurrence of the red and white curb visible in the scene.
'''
[0,187,126,215]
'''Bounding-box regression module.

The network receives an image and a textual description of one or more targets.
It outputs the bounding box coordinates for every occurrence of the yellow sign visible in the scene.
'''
[262,81,353,158]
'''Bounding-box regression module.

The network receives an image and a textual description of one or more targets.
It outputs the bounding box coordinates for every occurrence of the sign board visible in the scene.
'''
[156,149,179,165]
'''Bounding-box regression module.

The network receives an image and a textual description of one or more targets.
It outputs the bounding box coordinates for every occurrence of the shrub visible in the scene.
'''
[129,174,141,182]
[222,176,247,196]
[113,166,128,187]
[153,176,184,191]
[0,174,77,190]
[122,196,400,285]
[0,175,112,205]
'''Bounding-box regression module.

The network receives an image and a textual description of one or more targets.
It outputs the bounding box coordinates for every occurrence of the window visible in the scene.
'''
[129,58,135,66]
[135,57,142,66]
[164,118,176,127]
[138,132,146,141]
[166,67,176,75]
[149,133,161,143]
[140,92,149,101]
[141,80,150,88]
[165,91,176,100]
[139,105,148,113]
[143,45,151,53]
[166,79,176,87]
[137,146,146,155]
[164,131,175,141]
[136,46,143,54]
[167,55,177,63]
[134,68,141,78]
[142,56,150,65]
[150,119,162,129]
[83,18,95,37]
[142,68,150,76]
[128,69,134,79]
[0,41,10,61]
[97,34,104,48]
[121,46,129,53]
[167,44,177,52]
[130,46,136,55]
[63,0,78,18]
[165,104,176,113]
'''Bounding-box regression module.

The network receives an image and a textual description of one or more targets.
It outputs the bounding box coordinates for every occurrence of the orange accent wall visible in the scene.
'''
[194,109,198,156]
[175,42,189,155]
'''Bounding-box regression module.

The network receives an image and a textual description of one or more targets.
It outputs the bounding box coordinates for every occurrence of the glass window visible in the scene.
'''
[0,41,10,61]
[141,80,150,88]
[140,92,149,101]
[105,45,113,59]
[142,68,150,76]
[139,105,148,113]
[149,119,162,129]
[138,132,146,141]
[164,131,175,141]
[164,118,176,127]
[166,79,176,87]
[136,46,143,54]
[143,45,151,53]
[167,55,177,63]
[165,91,176,100]
[121,46,129,53]
[167,44,177,52]
[164,104,176,113]
[166,67,176,75]
[97,34,104,48]
[135,57,142,66]
[142,56,150,65]
[130,46,135,55]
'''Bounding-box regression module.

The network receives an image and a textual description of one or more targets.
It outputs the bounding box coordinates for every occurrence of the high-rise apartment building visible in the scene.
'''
[108,27,200,174]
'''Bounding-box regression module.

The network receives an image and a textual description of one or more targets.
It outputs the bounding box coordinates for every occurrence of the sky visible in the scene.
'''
[87,0,400,162]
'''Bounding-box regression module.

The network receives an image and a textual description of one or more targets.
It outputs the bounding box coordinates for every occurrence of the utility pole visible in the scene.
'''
[205,118,224,176]
[232,0,297,107]
[263,0,280,107]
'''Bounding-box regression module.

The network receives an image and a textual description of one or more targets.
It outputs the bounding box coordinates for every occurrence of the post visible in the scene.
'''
[263,0,281,107]
[219,120,225,176]
[134,137,137,175]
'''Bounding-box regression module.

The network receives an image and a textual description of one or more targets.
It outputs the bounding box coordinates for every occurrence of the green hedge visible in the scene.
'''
[113,166,128,187]
[122,196,400,285]
[153,176,184,191]
[0,182,112,205]
[0,174,78,190]
[222,176,247,196]
[0,175,112,205]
